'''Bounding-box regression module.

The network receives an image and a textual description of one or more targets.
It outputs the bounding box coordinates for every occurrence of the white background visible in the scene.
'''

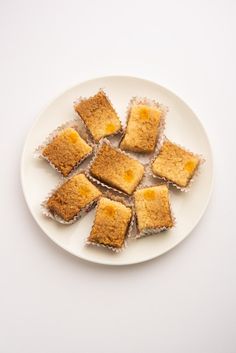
[0,0,235,352]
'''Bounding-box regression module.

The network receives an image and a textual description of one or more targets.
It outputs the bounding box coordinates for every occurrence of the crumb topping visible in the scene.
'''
[120,104,161,153]
[74,91,121,142]
[88,197,132,248]
[134,185,173,231]
[90,143,144,195]
[46,174,101,221]
[42,127,92,176]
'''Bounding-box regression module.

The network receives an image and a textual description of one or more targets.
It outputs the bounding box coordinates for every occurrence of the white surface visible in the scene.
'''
[21,76,213,265]
[0,0,235,352]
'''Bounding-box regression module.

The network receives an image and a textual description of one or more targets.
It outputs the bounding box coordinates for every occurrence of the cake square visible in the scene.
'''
[120,104,163,153]
[87,197,132,249]
[89,141,144,195]
[151,140,200,188]
[42,127,92,177]
[45,173,101,222]
[134,185,173,235]
[74,90,122,142]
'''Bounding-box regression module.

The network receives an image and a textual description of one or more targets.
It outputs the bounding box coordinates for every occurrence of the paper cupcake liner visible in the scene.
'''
[41,171,101,225]
[34,120,94,178]
[73,88,123,142]
[132,182,176,239]
[86,138,146,197]
[85,192,135,252]
[119,96,167,156]
[149,137,205,192]
[86,239,127,253]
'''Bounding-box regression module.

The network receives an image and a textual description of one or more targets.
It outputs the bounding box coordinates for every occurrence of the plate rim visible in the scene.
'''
[20,75,214,266]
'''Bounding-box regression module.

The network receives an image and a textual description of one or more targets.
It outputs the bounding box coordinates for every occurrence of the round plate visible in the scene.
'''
[21,76,213,265]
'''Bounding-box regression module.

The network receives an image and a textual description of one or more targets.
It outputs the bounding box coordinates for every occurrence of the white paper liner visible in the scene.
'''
[41,171,101,225]
[149,137,205,192]
[34,120,94,178]
[132,183,176,239]
[86,138,146,196]
[119,96,167,157]
[85,192,135,252]
[73,88,123,142]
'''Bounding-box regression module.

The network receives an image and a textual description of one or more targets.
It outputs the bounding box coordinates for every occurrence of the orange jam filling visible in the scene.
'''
[105,123,116,134]
[184,160,196,173]
[67,129,78,143]
[103,205,116,217]
[123,169,134,182]
[78,185,90,196]
[139,106,150,121]
[143,189,156,201]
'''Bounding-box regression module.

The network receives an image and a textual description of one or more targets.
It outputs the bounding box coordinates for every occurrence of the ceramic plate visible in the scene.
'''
[21,76,213,265]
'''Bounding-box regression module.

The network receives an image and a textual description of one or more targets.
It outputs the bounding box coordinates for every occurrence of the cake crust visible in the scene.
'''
[42,127,92,177]
[152,140,200,188]
[120,104,162,153]
[88,197,132,248]
[90,142,144,195]
[134,185,173,233]
[74,91,121,142]
[46,174,101,221]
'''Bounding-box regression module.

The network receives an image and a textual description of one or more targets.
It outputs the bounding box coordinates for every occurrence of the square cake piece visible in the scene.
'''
[46,173,101,222]
[74,91,122,142]
[42,127,92,177]
[151,140,200,188]
[134,185,173,235]
[87,197,132,249]
[89,142,144,195]
[120,104,163,153]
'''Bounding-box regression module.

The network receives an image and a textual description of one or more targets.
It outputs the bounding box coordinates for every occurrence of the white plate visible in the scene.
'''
[21,76,213,266]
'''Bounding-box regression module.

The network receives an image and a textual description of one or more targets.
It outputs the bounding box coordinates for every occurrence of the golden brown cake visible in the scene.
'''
[134,185,173,235]
[152,140,200,188]
[42,127,92,177]
[74,91,122,142]
[89,142,144,195]
[46,173,101,222]
[120,104,162,153]
[88,197,132,249]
